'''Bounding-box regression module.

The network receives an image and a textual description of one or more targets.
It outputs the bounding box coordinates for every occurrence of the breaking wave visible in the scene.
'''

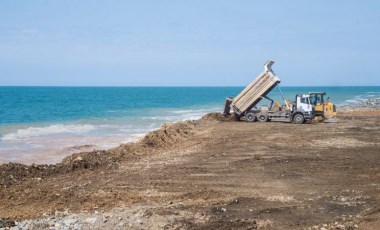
[1,124,96,142]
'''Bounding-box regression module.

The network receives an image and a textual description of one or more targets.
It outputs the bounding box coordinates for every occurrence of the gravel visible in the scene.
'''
[0,205,209,230]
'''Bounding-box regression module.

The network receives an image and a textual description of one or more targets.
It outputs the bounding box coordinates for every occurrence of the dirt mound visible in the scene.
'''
[141,121,196,148]
[0,163,57,186]
[201,112,236,122]
[60,150,120,171]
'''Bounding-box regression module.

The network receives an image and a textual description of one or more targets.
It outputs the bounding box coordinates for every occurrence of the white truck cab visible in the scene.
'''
[296,94,313,113]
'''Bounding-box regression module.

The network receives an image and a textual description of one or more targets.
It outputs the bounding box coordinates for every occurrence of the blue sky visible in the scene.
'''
[0,1,379,86]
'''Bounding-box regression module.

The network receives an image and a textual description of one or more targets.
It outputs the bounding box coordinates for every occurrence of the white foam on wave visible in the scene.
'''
[142,108,219,122]
[142,115,178,121]
[344,99,361,104]
[172,109,197,114]
[1,124,96,142]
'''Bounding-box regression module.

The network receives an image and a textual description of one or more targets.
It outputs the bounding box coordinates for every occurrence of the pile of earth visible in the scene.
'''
[201,112,236,122]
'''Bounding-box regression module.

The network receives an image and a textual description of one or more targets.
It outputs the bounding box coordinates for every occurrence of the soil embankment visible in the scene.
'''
[1,109,379,229]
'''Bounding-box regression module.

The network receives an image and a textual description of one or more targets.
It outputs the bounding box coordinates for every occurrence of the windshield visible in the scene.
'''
[310,94,324,104]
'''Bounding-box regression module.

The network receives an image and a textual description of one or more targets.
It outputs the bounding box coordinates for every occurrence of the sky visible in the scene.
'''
[0,0,379,86]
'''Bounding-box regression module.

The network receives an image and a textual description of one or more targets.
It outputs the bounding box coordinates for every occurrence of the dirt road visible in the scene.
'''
[1,110,379,229]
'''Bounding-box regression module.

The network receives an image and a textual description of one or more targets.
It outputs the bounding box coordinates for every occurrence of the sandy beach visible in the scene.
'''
[0,108,379,229]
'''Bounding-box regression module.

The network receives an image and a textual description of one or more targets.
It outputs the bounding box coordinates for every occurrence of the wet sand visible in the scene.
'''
[0,108,379,229]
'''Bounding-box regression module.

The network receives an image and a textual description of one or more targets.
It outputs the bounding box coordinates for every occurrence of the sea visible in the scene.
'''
[1,86,379,164]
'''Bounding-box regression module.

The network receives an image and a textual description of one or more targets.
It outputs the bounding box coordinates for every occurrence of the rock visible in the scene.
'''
[336,224,345,229]
[211,207,227,213]
[54,210,63,216]
[63,218,78,226]
[0,219,15,228]
[74,156,83,161]
[16,223,24,230]
[84,217,97,224]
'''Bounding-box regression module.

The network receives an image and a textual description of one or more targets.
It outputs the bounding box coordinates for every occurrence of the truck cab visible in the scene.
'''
[291,94,314,123]
[295,94,313,113]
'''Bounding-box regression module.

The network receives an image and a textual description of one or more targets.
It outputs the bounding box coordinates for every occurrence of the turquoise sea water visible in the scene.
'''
[1,86,379,164]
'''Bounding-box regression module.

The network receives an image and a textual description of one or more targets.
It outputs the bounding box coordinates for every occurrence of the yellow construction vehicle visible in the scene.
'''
[309,92,337,121]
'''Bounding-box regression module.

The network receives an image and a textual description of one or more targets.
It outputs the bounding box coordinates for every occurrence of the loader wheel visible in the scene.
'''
[316,115,325,122]
[245,113,256,122]
[293,114,304,124]
[258,114,268,122]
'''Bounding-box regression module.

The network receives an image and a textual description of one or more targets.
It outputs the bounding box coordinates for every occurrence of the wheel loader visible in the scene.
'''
[309,92,337,121]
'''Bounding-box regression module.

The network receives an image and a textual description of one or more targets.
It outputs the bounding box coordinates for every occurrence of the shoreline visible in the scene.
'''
[0,105,378,182]
[0,106,220,165]
[1,103,379,167]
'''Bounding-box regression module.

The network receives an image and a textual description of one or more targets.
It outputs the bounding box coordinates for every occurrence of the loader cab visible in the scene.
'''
[309,92,325,106]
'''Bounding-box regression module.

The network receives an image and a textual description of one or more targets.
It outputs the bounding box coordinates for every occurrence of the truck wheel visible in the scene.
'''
[258,114,268,122]
[293,114,304,124]
[245,113,256,122]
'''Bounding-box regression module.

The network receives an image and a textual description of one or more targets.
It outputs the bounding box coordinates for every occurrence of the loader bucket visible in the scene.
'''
[224,97,233,115]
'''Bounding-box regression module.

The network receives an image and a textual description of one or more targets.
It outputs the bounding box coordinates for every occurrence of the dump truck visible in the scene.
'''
[223,61,336,124]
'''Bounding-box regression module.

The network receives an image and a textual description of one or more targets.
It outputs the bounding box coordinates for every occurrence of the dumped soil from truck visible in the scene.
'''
[201,112,236,122]
[0,109,379,229]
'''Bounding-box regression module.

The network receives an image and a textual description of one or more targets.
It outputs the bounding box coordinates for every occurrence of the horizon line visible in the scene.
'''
[0,85,379,88]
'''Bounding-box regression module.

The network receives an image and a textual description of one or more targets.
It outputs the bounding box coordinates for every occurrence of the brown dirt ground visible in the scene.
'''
[1,110,379,229]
